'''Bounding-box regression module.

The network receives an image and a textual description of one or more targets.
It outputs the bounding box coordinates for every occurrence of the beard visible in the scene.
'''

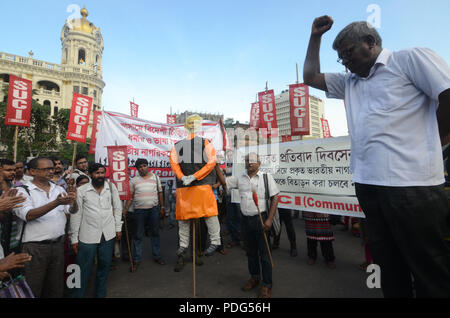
[92,177,105,187]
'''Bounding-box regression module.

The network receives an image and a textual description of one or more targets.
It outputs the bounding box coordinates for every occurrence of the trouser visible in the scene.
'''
[132,207,161,262]
[178,215,221,248]
[307,239,335,262]
[72,235,115,298]
[22,237,65,298]
[241,212,272,289]
[226,198,241,243]
[355,183,450,298]
[273,208,297,249]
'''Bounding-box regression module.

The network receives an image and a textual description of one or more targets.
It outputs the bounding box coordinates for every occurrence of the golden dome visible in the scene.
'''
[71,6,94,34]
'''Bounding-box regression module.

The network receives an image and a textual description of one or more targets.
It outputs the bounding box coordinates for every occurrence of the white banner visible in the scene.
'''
[231,136,364,218]
[95,111,226,180]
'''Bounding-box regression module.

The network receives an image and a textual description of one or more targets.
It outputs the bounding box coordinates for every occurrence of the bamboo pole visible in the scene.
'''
[193,219,196,297]
[69,143,77,180]
[252,191,274,268]
[13,126,18,162]
[123,202,135,272]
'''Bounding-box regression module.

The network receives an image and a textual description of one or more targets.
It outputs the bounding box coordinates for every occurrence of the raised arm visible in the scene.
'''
[303,15,334,91]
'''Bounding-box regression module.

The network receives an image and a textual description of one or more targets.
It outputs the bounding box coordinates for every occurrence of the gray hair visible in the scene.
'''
[332,21,382,51]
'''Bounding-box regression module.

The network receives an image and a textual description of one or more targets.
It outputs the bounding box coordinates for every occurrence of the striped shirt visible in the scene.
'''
[130,174,162,209]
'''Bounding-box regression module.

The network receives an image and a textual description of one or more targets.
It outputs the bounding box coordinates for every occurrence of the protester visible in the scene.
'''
[272,208,298,257]
[13,157,78,298]
[14,161,33,186]
[69,155,90,182]
[169,114,222,272]
[0,159,23,256]
[124,158,166,270]
[69,163,121,298]
[224,164,241,249]
[303,16,450,297]
[225,153,279,298]
[165,179,176,229]
[51,157,68,189]
[303,212,336,269]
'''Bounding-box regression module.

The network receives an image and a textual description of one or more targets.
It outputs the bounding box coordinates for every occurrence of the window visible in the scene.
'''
[93,90,97,98]
[82,87,88,95]
[73,86,80,93]
[54,106,58,115]
[78,49,86,64]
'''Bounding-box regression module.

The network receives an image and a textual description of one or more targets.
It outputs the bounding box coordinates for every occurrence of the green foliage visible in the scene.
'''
[0,88,93,164]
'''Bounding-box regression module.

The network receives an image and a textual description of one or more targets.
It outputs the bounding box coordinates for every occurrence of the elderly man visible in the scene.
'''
[225,153,279,298]
[303,16,450,297]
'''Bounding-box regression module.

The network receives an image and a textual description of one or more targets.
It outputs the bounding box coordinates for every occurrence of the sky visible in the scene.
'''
[2,0,450,136]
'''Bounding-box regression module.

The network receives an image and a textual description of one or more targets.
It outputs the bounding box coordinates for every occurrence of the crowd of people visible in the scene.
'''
[0,15,449,299]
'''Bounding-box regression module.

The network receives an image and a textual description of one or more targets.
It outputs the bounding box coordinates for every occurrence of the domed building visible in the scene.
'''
[0,6,105,135]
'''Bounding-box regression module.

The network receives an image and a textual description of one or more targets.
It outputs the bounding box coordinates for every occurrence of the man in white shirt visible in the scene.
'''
[225,153,279,298]
[14,157,78,298]
[70,163,122,298]
[303,16,450,297]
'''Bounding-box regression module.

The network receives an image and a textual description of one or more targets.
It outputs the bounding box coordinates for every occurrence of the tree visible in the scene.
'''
[223,117,235,128]
[0,87,92,163]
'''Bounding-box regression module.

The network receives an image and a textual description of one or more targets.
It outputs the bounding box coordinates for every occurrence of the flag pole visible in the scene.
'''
[13,126,19,162]
[69,142,77,180]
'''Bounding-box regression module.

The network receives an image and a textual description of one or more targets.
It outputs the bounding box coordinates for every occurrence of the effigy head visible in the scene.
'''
[185,114,202,134]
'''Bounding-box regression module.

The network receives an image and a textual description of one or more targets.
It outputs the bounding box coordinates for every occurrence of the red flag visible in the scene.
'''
[5,75,33,127]
[66,93,93,143]
[88,110,102,154]
[249,102,260,129]
[258,89,278,138]
[252,191,258,207]
[166,114,176,124]
[107,145,131,200]
[321,118,331,138]
[130,102,139,118]
[289,83,310,136]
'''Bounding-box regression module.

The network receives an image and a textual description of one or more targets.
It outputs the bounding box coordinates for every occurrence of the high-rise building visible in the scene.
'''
[0,7,105,136]
[275,89,325,140]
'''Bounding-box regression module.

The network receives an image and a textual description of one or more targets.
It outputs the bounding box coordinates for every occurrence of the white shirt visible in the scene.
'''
[226,171,279,216]
[70,181,122,244]
[325,48,450,186]
[13,181,70,242]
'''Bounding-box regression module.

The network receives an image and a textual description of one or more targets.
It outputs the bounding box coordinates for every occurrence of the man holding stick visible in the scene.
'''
[303,16,450,297]
[224,152,279,298]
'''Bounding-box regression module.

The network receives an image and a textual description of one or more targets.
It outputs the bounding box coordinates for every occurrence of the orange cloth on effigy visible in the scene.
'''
[169,134,218,220]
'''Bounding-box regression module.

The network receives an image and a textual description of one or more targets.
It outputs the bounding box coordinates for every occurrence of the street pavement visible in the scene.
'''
[85,215,383,298]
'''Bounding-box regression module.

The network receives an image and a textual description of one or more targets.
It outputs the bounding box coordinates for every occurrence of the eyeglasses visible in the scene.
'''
[337,45,355,64]
[35,167,55,172]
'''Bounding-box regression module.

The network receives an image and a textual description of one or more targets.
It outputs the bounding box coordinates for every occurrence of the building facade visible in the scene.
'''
[0,7,105,136]
[174,111,224,124]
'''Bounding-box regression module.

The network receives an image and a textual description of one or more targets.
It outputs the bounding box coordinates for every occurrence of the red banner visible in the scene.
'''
[130,102,139,118]
[88,110,102,154]
[258,90,278,138]
[5,75,33,127]
[66,93,93,143]
[249,102,260,129]
[107,145,131,200]
[289,83,310,136]
[321,118,331,138]
[166,114,176,124]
